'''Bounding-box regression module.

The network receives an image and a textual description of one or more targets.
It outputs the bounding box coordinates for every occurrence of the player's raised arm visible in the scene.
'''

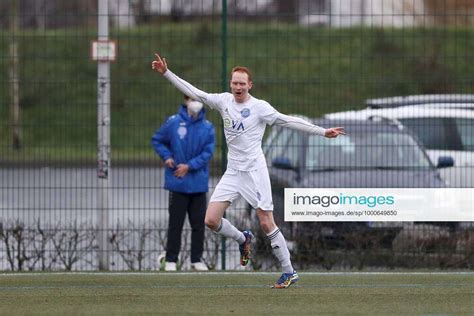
[273,113,345,138]
[151,53,168,74]
[151,52,212,106]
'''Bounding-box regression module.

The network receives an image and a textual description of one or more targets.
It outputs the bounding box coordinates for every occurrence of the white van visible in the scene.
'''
[325,105,474,187]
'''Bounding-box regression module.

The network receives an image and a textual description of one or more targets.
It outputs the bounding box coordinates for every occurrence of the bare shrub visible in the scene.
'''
[28,220,59,271]
[392,224,469,268]
[110,220,154,271]
[202,229,222,270]
[51,221,96,271]
[0,221,32,271]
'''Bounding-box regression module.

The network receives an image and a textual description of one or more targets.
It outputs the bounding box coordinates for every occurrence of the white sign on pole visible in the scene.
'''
[91,40,117,61]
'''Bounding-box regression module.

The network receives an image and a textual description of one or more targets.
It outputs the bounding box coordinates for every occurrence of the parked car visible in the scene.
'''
[325,105,474,187]
[365,94,474,109]
[255,118,451,256]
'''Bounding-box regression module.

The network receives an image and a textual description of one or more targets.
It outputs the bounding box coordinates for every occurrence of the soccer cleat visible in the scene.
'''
[239,230,254,266]
[272,271,299,289]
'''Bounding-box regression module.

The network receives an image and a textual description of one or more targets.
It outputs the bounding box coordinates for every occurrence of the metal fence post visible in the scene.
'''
[97,0,111,271]
[220,0,228,271]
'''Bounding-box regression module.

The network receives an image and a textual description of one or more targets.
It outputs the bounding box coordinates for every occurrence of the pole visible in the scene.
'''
[220,0,228,270]
[97,0,110,270]
[360,0,366,26]
[9,0,21,149]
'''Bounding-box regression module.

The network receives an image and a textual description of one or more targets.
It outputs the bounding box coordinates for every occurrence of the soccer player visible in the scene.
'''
[151,53,345,288]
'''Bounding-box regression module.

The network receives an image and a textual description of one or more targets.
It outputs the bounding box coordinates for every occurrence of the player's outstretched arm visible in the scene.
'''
[151,52,211,105]
[273,113,345,138]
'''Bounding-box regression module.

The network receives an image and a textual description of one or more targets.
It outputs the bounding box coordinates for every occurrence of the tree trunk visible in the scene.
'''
[9,0,21,149]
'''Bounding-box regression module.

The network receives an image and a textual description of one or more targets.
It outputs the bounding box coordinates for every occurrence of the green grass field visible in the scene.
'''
[0,272,472,315]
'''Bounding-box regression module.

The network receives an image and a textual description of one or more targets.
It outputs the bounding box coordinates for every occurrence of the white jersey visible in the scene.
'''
[206,93,277,170]
[163,70,326,171]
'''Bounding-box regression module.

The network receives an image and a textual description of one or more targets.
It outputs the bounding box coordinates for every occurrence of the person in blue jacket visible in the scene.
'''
[152,95,215,271]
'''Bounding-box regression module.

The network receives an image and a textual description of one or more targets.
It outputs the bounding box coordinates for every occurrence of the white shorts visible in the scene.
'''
[210,168,273,211]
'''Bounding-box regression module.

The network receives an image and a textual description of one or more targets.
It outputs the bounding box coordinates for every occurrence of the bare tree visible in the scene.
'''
[132,0,150,24]
[424,0,474,26]
[9,0,21,149]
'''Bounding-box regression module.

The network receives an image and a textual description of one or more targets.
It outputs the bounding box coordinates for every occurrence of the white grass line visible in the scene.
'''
[0,283,472,291]
[1,271,474,277]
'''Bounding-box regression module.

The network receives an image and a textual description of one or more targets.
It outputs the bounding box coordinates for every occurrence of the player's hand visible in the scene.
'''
[165,158,175,169]
[151,53,168,74]
[174,164,189,177]
[325,127,345,138]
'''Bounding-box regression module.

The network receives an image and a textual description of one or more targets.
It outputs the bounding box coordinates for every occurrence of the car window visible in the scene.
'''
[265,127,302,168]
[263,126,280,155]
[455,118,474,151]
[265,127,294,164]
[399,118,461,151]
[286,130,302,166]
[306,132,432,170]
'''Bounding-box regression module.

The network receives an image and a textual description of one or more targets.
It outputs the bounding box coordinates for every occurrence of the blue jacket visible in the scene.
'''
[152,105,215,193]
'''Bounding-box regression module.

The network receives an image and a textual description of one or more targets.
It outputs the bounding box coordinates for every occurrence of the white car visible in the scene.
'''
[325,105,474,187]
[365,94,474,109]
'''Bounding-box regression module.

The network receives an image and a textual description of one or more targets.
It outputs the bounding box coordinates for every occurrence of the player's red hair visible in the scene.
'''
[231,66,252,82]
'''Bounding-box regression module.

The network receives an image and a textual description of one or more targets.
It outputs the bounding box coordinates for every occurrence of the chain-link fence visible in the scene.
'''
[1,0,473,271]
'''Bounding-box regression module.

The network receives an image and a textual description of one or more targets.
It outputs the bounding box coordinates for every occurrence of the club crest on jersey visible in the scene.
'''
[177,126,187,139]
[241,108,250,118]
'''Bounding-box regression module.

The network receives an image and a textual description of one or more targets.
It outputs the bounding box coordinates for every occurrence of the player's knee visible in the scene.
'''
[259,222,272,233]
[256,211,276,234]
[259,218,275,234]
[205,216,219,230]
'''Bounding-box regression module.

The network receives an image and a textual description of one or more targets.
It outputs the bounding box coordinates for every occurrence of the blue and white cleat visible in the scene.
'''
[272,271,299,289]
[239,230,254,266]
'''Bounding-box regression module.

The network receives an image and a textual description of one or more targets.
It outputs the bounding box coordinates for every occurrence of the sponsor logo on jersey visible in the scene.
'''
[241,108,250,118]
[223,117,245,131]
[223,117,231,128]
[232,120,245,131]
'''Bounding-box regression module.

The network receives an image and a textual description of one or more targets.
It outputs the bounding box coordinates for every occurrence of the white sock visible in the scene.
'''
[214,218,245,244]
[267,227,294,274]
